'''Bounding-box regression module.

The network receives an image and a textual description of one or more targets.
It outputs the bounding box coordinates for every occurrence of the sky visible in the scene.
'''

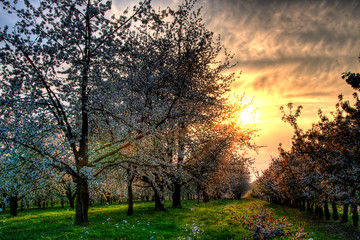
[196,0,360,175]
[114,0,360,175]
[114,0,360,177]
[115,0,360,175]
[1,0,360,177]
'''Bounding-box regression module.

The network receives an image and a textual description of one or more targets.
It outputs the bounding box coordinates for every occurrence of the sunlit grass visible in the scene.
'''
[1,200,242,240]
[0,198,359,239]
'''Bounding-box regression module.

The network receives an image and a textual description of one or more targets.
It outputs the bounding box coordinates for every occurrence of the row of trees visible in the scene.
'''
[0,0,256,224]
[0,149,251,216]
[255,70,360,226]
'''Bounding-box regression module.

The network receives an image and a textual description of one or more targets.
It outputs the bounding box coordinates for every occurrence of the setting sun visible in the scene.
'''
[236,107,257,125]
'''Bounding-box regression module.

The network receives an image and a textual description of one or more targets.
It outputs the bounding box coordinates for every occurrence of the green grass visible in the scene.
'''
[0,198,359,239]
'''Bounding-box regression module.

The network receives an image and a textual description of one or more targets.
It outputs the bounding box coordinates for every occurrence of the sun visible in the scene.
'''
[236,107,257,125]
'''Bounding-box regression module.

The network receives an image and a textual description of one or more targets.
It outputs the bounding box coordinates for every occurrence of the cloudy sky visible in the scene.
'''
[115,0,360,174]
[1,0,360,175]
[114,0,360,175]
[191,0,360,174]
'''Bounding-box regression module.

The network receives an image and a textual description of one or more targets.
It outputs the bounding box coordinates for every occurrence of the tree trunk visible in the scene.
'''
[172,182,181,208]
[203,191,210,203]
[74,177,89,225]
[154,189,165,211]
[61,199,64,208]
[172,125,184,209]
[10,196,18,216]
[301,199,306,211]
[285,199,291,207]
[300,199,303,210]
[306,200,313,213]
[294,199,299,209]
[197,185,200,204]
[69,197,75,209]
[316,205,323,219]
[65,186,76,209]
[67,191,75,209]
[127,188,133,216]
[351,204,359,227]
[342,203,349,222]
[127,173,134,216]
[324,201,330,220]
[20,200,25,212]
[332,202,338,221]
[106,194,111,205]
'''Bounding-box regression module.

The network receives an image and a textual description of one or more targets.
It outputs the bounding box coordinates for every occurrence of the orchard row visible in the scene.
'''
[255,72,360,227]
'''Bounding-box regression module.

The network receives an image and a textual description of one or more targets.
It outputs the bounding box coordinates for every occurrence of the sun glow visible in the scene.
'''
[236,107,257,125]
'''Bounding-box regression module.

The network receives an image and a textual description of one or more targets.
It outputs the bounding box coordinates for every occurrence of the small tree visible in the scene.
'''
[0,145,49,216]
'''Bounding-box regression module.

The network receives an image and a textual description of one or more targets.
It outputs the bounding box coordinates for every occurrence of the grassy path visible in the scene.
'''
[0,198,359,239]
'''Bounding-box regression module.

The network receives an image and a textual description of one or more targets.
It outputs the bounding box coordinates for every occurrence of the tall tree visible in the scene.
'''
[0,0,152,225]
